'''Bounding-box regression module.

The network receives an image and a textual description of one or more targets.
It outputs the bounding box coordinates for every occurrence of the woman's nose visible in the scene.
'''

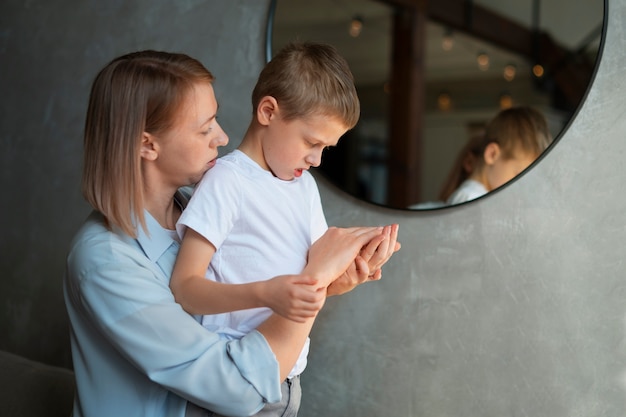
[212,125,229,147]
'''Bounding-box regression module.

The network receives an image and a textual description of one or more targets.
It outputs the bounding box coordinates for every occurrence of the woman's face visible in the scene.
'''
[485,149,537,191]
[154,82,228,187]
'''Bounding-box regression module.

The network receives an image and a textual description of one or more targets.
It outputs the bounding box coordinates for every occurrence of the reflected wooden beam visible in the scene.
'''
[386,4,426,208]
[380,0,594,107]
[379,0,594,206]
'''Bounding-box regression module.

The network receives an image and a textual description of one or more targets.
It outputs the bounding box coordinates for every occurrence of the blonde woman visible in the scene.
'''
[64,50,397,417]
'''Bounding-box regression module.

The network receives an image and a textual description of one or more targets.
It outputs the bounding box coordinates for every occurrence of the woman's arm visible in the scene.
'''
[64,216,281,416]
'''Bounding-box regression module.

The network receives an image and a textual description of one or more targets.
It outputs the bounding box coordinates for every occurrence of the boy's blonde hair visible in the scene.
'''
[252,42,360,128]
[82,50,214,237]
[484,106,552,160]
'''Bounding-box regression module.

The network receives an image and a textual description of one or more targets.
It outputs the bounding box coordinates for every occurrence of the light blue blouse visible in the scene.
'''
[63,197,281,417]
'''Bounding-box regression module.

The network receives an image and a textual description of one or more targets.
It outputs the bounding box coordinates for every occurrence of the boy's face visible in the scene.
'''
[263,112,348,181]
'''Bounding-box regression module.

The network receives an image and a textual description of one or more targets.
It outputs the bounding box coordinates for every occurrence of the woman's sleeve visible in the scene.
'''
[66,235,281,416]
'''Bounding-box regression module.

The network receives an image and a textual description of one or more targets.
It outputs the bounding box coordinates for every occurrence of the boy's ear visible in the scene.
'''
[483,142,501,165]
[140,132,159,161]
[257,96,279,126]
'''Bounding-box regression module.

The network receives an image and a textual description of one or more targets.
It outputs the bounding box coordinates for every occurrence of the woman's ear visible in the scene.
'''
[256,96,279,126]
[140,132,159,161]
[483,142,501,165]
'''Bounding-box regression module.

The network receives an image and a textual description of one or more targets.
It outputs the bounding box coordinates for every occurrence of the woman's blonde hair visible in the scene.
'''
[82,50,214,237]
[483,106,552,161]
[252,41,360,128]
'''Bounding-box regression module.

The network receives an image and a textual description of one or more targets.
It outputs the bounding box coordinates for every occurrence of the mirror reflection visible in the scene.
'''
[270,0,603,209]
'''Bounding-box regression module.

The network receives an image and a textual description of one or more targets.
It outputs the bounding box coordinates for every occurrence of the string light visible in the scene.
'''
[532,64,545,78]
[477,52,490,71]
[442,28,453,51]
[499,92,513,109]
[437,91,452,111]
[349,15,363,37]
[503,64,516,81]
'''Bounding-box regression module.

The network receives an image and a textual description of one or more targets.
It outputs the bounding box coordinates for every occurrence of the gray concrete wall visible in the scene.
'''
[1,0,624,416]
[307,1,626,415]
[0,0,267,366]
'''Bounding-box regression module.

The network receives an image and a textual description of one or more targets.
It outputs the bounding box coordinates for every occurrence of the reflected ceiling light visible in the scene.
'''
[477,52,489,71]
[532,64,545,78]
[503,63,516,81]
[499,92,513,109]
[349,15,363,37]
[442,28,454,51]
[437,91,452,111]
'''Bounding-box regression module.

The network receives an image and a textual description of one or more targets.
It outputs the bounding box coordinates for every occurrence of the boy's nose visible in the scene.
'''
[307,150,322,167]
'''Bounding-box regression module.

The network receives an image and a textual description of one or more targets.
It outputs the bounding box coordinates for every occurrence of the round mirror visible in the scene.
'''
[268,0,603,210]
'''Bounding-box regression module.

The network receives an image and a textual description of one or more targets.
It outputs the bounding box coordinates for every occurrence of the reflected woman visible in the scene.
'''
[446,106,552,205]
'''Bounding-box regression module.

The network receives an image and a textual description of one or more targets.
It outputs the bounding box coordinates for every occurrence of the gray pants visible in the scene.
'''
[186,375,302,417]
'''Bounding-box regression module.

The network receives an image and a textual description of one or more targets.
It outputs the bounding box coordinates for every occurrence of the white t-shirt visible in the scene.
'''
[177,150,328,378]
[446,179,488,205]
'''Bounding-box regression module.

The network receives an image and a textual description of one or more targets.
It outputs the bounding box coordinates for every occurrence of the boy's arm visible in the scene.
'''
[258,226,386,381]
[170,228,324,320]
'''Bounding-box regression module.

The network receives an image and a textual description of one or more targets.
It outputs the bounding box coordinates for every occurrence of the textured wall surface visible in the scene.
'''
[1,0,624,416]
[0,0,267,366]
[306,1,626,416]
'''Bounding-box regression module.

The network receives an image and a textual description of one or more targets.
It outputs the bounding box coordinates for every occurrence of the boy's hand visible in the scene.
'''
[258,274,325,323]
[326,256,372,296]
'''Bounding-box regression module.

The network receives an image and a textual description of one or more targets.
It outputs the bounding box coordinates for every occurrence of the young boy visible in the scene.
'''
[170,42,399,416]
[446,106,553,205]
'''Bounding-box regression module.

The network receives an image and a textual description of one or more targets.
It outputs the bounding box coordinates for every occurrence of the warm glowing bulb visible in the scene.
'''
[442,30,453,51]
[499,93,513,109]
[477,52,489,71]
[437,92,452,111]
[532,64,544,78]
[349,17,363,37]
[503,64,516,81]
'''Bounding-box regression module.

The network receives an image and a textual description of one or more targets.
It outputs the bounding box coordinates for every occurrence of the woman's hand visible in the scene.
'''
[256,275,325,323]
[327,224,401,296]
[360,223,401,280]
[304,226,384,288]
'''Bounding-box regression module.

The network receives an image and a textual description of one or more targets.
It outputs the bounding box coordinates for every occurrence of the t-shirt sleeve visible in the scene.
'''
[177,163,241,250]
[307,174,328,243]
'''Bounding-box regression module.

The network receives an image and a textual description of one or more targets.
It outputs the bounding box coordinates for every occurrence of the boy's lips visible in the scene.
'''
[294,168,304,178]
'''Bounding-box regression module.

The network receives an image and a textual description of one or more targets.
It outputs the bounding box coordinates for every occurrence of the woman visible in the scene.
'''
[64,50,398,417]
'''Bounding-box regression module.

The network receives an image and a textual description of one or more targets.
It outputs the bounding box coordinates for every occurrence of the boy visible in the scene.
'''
[171,42,399,416]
